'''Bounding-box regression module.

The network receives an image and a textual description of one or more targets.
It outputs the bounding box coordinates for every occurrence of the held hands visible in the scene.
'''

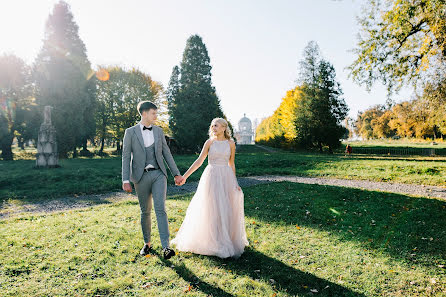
[175,175,186,186]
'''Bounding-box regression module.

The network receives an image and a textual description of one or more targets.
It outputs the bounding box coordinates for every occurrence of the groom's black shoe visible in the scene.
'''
[162,247,176,259]
[139,244,153,256]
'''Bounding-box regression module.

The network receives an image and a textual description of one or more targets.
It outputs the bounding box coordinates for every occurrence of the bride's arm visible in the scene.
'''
[182,139,212,181]
[228,140,237,175]
[228,140,241,190]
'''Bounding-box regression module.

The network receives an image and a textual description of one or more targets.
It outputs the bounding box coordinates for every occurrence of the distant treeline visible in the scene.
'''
[354,86,445,140]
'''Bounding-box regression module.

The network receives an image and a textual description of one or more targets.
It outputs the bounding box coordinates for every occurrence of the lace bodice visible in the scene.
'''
[208,140,230,166]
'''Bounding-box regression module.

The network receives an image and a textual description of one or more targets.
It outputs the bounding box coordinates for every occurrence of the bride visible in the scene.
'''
[170,117,249,258]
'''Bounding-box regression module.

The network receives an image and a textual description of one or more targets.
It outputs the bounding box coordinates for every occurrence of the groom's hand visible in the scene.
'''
[122,182,132,193]
[174,175,183,186]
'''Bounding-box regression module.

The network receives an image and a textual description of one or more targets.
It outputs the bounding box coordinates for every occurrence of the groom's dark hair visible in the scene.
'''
[137,101,157,116]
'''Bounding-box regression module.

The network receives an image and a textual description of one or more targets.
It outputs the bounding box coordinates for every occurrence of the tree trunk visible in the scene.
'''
[318,141,323,153]
[328,145,333,154]
[1,134,14,160]
[72,147,78,158]
[99,137,105,153]
[18,138,25,150]
[116,140,121,152]
[99,118,106,153]
[433,125,438,140]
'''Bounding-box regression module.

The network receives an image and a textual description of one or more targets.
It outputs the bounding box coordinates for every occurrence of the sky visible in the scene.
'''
[0,0,414,128]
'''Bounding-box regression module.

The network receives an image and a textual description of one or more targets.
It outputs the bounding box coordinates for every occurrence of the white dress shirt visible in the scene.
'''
[123,122,155,184]
[139,122,155,149]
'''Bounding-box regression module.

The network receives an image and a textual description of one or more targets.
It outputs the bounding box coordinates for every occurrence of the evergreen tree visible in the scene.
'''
[295,41,321,148]
[166,65,180,137]
[296,41,348,151]
[170,35,225,152]
[33,1,95,158]
[297,41,321,86]
[311,60,348,152]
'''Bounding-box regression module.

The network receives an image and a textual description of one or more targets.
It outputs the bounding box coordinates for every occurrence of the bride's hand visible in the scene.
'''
[236,185,241,191]
[180,177,187,186]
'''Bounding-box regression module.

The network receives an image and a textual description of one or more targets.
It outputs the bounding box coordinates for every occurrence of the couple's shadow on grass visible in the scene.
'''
[244,181,446,266]
[172,181,445,269]
[151,248,365,297]
[154,181,446,296]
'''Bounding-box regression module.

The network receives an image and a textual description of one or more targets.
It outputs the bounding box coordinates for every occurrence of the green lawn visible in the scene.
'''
[235,152,446,185]
[1,182,444,296]
[2,146,446,202]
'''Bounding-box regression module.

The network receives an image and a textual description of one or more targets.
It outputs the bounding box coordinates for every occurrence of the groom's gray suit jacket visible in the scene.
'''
[122,124,180,184]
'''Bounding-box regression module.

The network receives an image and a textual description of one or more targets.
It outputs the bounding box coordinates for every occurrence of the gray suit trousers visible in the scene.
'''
[134,169,169,248]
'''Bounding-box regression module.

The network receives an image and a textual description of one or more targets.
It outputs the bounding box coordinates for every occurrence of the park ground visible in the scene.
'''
[0,143,445,296]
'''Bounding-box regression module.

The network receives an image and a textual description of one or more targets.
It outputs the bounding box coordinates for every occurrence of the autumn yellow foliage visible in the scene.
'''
[255,86,304,147]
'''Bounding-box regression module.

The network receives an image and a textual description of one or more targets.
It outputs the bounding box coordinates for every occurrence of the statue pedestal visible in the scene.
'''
[35,106,59,168]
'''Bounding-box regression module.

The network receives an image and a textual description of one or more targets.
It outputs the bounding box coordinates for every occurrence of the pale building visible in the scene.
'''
[234,114,254,144]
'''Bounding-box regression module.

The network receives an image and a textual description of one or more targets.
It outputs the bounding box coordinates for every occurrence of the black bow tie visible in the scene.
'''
[143,126,152,131]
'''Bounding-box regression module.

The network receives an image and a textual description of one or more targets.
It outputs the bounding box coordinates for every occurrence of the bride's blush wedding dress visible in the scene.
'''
[170,139,249,258]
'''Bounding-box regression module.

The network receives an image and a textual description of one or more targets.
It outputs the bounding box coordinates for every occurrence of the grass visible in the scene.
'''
[0,182,445,296]
[2,145,446,202]
[0,154,199,203]
[236,152,446,185]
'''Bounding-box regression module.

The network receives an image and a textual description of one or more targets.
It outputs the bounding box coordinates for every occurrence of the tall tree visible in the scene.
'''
[297,41,322,86]
[166,65,180,137]
[277,87,303,144]
[296,42,348,151]
[348,0,446,94]
[33,1,95,158]
[0,54,34,160]
[95,66,165,153]
[294,41,321,148]
[170,35,225,152]
[312,60,349,152]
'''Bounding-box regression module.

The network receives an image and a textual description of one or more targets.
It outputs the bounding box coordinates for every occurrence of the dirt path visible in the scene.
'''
[1,175,445,219]
[245,175,446,200]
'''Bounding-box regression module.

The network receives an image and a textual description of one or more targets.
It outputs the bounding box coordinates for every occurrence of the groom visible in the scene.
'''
[122,101,183,259]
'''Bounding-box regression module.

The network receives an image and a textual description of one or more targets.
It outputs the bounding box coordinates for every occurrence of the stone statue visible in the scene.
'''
[36,105,59,168]
[43,106,52,125]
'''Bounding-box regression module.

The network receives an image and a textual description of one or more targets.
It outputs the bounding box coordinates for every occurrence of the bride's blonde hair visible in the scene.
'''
[208,118,232,140]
